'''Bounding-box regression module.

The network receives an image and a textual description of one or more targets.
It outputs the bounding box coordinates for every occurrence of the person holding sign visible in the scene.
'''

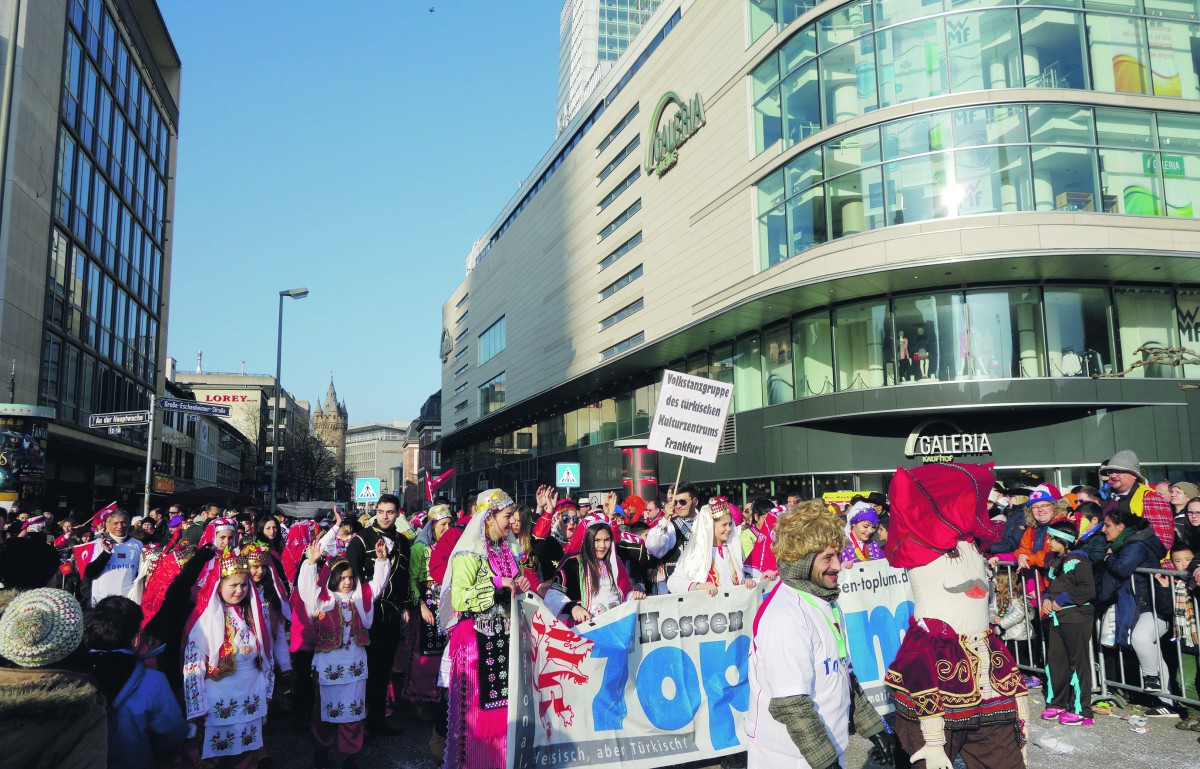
[645,483,701,594]
[746,500,895,768]
[437,489,528,769]
[667,498,757,595]
[544,511,645,626]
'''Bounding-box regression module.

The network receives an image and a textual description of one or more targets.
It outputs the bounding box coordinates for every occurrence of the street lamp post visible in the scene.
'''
[270,287,309,516]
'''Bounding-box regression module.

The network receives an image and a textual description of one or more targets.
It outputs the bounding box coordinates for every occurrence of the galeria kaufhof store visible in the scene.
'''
[438,0,1200,503]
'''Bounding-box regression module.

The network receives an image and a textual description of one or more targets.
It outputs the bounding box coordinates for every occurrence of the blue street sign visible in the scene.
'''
[556,462,581,488]
[157,397,233,417]
[356,477,382,503]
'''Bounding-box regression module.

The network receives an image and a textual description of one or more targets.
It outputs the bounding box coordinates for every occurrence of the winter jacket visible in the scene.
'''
[988,505,1027,555]
[1097,523,1168,646]
[991,590,1030,641]
[0,667,108,769]
[1076,522,1108,567]
[103,658,186,769]
[1044,551,1096,625]
[1104,484,1174,552]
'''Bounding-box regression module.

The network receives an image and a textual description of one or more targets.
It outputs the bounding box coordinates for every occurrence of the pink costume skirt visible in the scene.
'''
[443,619,507,769]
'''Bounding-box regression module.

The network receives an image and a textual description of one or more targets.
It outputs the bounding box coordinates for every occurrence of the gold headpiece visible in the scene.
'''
[707,497,730,519]
[241,543,270,566]
[218,547,250,578]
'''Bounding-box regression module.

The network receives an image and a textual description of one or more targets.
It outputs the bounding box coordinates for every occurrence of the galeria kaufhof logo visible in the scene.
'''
[644,91,705,177]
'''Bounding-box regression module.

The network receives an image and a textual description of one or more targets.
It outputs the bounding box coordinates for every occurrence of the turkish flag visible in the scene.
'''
[426,469,456,501]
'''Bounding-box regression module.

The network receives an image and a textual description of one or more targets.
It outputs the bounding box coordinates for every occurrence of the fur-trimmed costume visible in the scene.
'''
[0,667,108,769]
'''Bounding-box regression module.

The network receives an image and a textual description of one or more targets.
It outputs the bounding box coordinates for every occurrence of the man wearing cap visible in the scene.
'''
[1101,450,1174,550]
[885,462,1028,769]
[81,509,143,607]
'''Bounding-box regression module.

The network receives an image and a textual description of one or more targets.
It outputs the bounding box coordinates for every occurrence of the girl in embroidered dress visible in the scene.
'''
[182,548,275,769]
[299,536,390,769]
[544,512,645,625]
[668,498,758,595]
[740,497,781,581]
[841,502,886,563]
[243,543,292,682]
[438,489,529,769]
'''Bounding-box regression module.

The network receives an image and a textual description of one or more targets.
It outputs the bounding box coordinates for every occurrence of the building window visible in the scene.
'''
[455,292,469,308]
[455,310,468,325]
[454,346,469,362]
[597,103,640,154]
[600,231,642,271]
[454,363,468,378]
[455,327,469,343]
[454,400,468,413]
[599,135,641,182]
[599,199,642,241]
[479,372,506,416]
[599,168,640,212]
[600,265,643,300]
[600,332,645,360]
[750,3,1200,155]
[479,316,506,364]
[454,381,469,395]
[454,418,468,429]
[600,297,644,330]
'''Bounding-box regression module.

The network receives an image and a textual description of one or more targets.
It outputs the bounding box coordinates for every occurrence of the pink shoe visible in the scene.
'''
[1041,707,1066,720]
[1058,712,1094,726]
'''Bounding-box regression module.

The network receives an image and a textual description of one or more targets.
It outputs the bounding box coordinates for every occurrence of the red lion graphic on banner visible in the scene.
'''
[530,610,594,739]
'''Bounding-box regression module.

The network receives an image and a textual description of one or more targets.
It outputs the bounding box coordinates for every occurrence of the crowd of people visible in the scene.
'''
[0,446,1198,768]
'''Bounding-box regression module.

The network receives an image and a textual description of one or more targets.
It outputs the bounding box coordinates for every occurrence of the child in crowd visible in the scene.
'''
[243,543,292,683]
[1074,501,1108,566]
[990,570,1030,643]
[1157,544,1200,731]
[1040,520,1097,726]
[183,548,275,768]
[85,596,187,769]
[842,502,885,563]
[544,513,644,625]
[298,536,390,769]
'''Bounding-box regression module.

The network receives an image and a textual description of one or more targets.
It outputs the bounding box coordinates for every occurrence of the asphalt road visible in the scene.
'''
[263,690,1200,768]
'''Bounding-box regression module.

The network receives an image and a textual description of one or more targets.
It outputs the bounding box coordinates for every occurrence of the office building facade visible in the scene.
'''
[557,0,662,133]
[442,0,1200,503]
[0,0,178,511]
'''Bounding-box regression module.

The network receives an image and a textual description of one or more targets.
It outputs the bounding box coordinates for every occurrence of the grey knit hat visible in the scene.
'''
[1101,450,1144,482]
[0,588,84,668]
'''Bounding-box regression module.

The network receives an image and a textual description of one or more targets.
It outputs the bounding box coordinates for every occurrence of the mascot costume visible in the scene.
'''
[884,462,1029,769]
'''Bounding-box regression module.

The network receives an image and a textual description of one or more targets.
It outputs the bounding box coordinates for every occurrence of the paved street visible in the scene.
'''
[264,690,1199,768]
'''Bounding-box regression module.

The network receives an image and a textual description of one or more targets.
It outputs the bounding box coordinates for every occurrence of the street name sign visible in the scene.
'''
[158,398,232,417]
[89,410,150,428]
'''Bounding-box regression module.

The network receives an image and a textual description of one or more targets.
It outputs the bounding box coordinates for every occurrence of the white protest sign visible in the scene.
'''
[646,370,733,463]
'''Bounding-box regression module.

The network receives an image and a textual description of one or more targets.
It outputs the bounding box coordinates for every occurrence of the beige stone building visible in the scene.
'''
[313,379,348,475]
[438,0,1200,503]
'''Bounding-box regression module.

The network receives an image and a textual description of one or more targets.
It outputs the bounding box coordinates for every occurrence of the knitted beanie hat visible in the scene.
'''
[0,588,84,668]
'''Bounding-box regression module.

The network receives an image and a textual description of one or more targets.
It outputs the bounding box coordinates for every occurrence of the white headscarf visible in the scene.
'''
[437,489,520,632]
[672,502,744,586]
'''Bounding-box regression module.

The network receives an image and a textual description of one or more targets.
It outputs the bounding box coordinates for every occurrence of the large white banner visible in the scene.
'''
[507,587,762,769]
[836,559,915,715]
[647,370,733,463]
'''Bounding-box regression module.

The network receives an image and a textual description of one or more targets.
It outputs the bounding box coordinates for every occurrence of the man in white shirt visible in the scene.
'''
[747,500,894,769]
[82,509,143,606]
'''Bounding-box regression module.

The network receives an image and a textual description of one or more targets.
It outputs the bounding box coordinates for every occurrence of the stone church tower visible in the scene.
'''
[313,378,348,474]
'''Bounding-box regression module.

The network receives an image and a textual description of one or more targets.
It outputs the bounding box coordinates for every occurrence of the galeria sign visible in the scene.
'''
[644,92,705,177]
[647,370,733,463]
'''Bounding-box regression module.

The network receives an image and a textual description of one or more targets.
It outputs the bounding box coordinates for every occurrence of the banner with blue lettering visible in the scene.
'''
[507,587,763,769]
[836,559,915,715]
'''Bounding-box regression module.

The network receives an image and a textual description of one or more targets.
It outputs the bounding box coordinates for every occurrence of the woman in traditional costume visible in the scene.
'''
[407,504,455,758]
[297,536,389,769]
[544,512,644,625]
[740,497,781,580]
[667,497,757,595]
[841,502,886,563]
[182,548,275,768]
[438,489,529,769]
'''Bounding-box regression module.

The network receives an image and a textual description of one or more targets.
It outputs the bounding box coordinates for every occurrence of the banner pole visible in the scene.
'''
[671,456,684,499]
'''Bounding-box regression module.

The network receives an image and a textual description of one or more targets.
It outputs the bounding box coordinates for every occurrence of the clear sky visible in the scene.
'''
[157,1,559,424]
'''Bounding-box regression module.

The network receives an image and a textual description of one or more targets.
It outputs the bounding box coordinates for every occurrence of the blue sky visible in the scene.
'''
[157,1,559,424]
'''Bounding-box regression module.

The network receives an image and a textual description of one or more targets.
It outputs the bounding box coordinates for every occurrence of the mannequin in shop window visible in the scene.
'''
[915,325,931,380]
[898,331,911,382]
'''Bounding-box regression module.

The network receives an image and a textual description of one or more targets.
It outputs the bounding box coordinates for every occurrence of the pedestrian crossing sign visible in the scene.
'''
[556,462,581,488]
[355,477,381,503]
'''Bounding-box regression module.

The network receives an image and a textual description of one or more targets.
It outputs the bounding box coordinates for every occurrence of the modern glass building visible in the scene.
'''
[0,0,179,510]
[441,0,1200,504]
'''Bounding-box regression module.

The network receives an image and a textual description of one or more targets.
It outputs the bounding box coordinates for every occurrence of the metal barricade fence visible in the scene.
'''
[989,562,1200,709]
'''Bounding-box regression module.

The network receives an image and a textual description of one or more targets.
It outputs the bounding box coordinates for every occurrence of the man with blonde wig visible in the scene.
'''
[746,500,895,768]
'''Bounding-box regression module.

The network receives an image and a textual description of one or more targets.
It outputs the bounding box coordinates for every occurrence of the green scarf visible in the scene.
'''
[1108,526,1132,552]
[778,551,840,603]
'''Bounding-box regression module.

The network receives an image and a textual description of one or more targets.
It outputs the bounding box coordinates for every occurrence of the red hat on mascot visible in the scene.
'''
[885,462,1002,569]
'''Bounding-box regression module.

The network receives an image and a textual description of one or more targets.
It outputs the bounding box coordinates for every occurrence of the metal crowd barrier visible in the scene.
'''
[990,562,1200,709]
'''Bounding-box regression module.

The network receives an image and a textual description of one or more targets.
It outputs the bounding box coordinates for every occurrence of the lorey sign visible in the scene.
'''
[644,92,705,177]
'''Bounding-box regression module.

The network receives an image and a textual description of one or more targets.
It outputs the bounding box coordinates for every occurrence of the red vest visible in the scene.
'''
[311,587,372,653]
